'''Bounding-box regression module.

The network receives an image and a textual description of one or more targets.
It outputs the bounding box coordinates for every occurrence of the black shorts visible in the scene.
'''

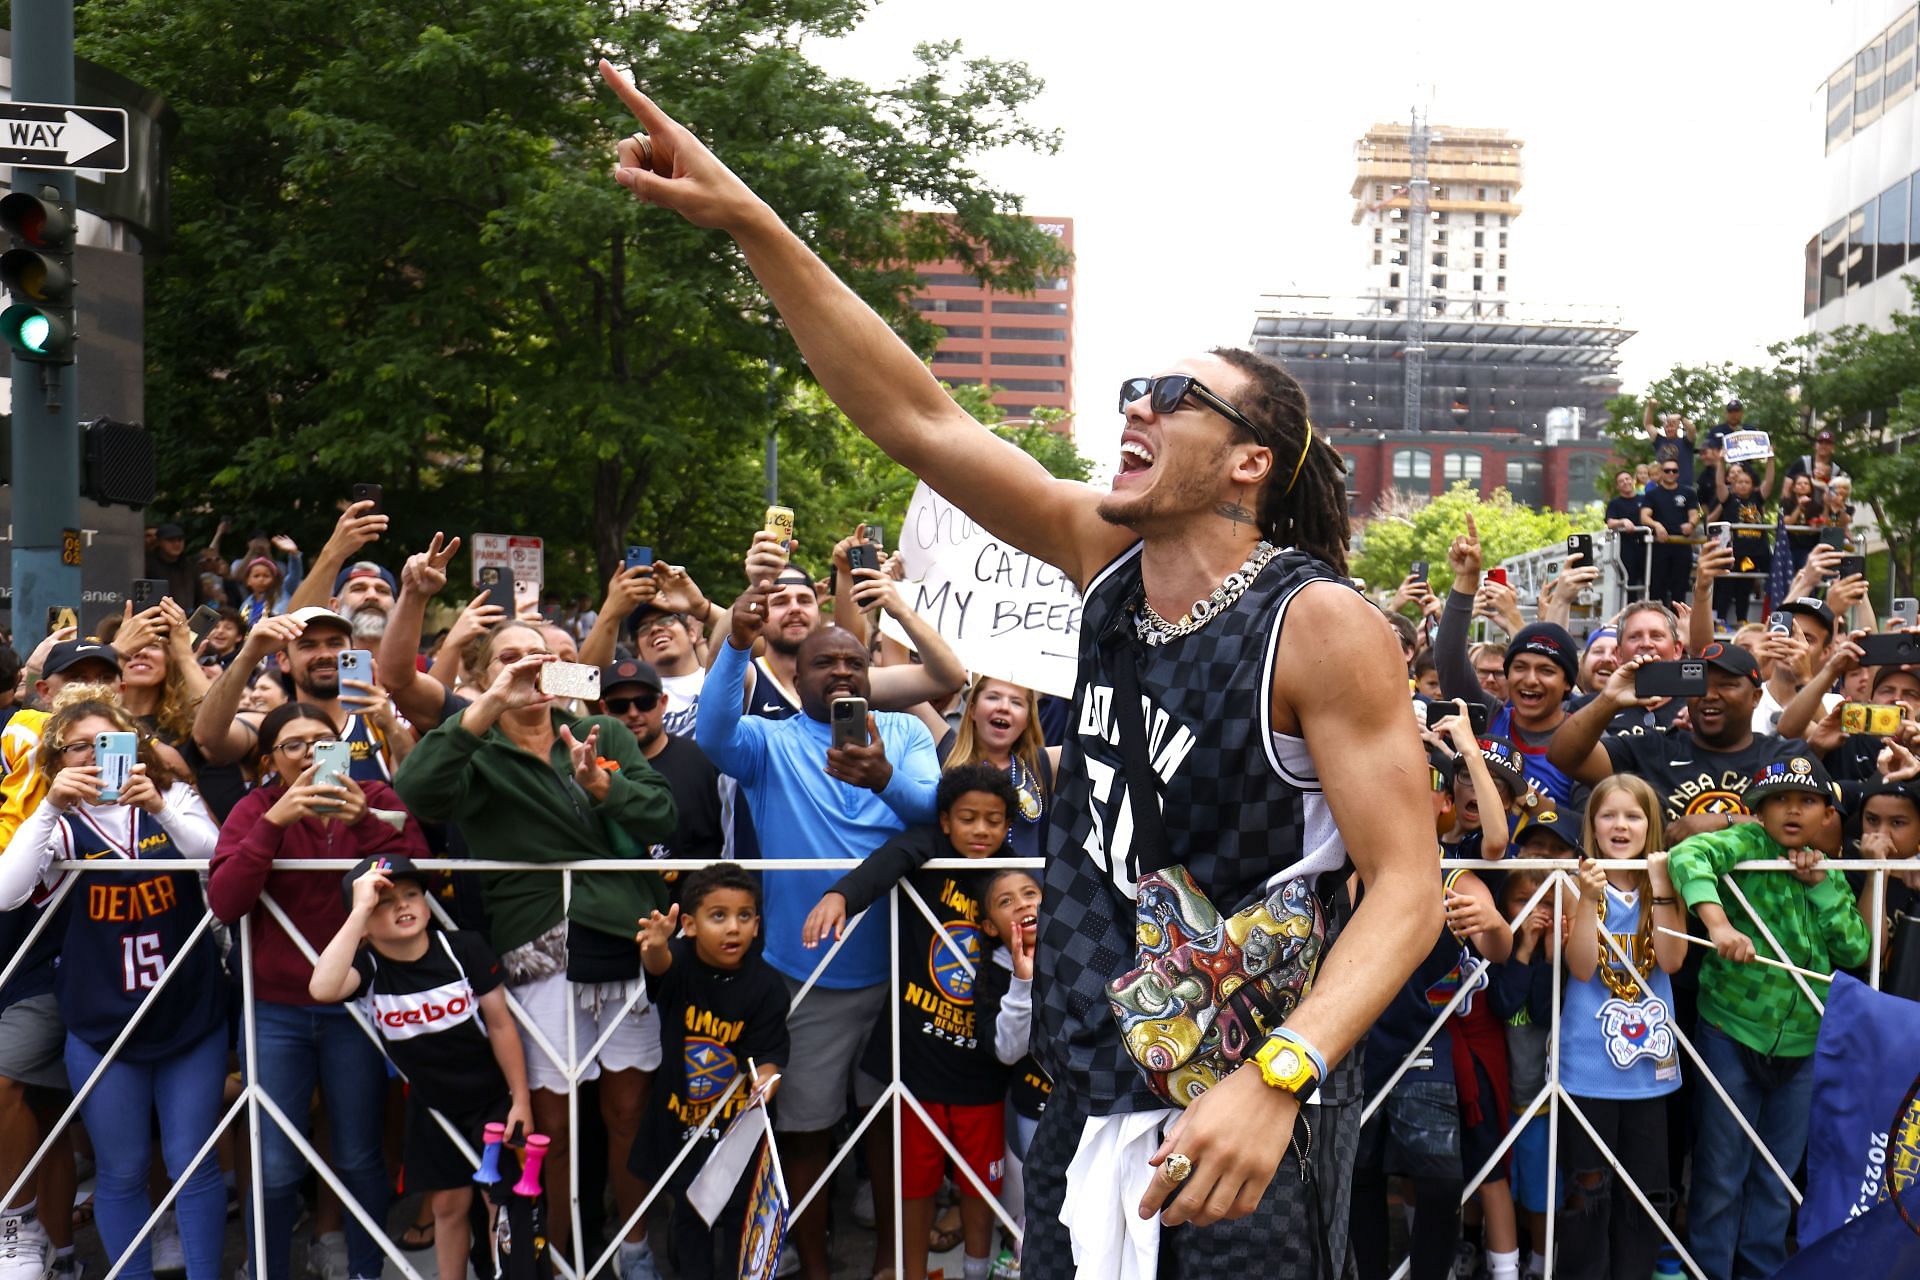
[404,1096,508,1193]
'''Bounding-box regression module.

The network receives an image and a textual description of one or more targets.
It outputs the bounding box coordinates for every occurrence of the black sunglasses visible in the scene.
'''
[1118,375,1264,443]
[605,693,661,715]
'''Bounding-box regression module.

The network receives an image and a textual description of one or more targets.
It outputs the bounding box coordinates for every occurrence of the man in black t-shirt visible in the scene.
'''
[1604,469,1650,590]
[598,659,724,872]
[1639,460,1700,606]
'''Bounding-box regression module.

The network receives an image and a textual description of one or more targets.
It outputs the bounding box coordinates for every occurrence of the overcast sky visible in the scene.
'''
[810,0,1824,471]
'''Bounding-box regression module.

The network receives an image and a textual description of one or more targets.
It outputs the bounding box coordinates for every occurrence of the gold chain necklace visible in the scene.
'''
[1596,892,1655,1002]
[1133,541,1279,647]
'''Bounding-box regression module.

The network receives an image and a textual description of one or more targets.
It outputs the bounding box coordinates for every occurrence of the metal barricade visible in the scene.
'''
[0,855,1045,1280]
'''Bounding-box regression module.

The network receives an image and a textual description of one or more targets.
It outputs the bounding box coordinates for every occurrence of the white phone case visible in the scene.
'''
[538,661,601,702]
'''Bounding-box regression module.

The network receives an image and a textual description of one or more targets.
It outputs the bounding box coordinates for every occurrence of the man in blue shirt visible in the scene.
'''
[695,573,938,1280]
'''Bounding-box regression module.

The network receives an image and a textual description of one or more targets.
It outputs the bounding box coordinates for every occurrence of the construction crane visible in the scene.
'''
[1404,105,1431,434]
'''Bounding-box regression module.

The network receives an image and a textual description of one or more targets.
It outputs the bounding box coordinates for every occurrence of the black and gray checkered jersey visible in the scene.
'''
[1033,542,1356,1114]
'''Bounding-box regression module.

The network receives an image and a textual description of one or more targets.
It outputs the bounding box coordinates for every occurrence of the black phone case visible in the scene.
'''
[1635,663,1708,699]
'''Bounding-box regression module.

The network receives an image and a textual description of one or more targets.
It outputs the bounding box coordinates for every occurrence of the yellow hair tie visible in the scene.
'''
[1283,419,1314,496]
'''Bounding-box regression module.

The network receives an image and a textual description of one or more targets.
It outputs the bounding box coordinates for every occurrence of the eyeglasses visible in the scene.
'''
[55,741,96,759]
[632,617,684,637]
[1118,375,1264,444]
[605,693,661,715]
[275,736,340,758]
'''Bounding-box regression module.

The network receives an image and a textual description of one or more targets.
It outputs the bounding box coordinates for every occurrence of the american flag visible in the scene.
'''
[1767,509,1795,615]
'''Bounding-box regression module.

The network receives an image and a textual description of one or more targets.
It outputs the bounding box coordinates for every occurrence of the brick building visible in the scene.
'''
[912,216,1074,424]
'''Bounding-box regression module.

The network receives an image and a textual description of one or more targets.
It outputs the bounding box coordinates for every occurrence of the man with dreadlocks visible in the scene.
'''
[600,62,1439,1280]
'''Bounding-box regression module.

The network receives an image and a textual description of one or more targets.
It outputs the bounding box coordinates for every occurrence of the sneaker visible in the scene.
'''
[774,1243,800,1278]
[304,1231,346,1280]
[990,1247,1021,1280]
[151,1210,185,1277]
[851,1179,876,1229]
[615,1240,660,1280]
[1451,1242,1482,1280]
[0,1210,51,1280]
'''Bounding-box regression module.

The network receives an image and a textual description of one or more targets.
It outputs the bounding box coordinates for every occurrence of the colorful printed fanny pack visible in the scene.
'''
[1106,865,1327,1107]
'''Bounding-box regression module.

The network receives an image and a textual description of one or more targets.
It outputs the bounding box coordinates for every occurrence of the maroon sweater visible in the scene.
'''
[208,780,430,1006]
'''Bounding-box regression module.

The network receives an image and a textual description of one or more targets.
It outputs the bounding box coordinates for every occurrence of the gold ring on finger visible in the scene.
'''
[628,132,654,168]
[1161,1154,1193,1184]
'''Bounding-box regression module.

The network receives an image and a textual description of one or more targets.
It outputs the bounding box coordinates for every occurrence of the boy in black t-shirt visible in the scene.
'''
[801,762,1017,1280]
[630,863,788,1280]
[311,855,533,1280]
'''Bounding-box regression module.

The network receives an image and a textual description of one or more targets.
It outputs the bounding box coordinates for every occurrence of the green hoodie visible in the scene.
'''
[393,706,675,954]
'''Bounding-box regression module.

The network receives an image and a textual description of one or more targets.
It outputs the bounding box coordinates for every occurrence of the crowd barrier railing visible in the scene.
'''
[3,854,1909,1280]
[0,856,1045,1280]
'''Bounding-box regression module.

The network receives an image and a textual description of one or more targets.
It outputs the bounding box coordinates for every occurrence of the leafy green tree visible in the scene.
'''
[1354,483,1600,595]
[77,0,1070,599]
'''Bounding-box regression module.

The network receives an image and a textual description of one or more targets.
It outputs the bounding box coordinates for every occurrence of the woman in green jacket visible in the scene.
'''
[394,622,675,1271]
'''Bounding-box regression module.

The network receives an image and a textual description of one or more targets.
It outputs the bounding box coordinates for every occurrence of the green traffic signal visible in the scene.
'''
[0,187,74,365]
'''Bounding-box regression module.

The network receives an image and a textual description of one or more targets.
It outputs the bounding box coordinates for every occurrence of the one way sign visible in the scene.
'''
[0,101,128,174]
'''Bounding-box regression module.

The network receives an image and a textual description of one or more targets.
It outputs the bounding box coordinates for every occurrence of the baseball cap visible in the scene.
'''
[43,640,122,677]
[341,853,429,912]
[1474,736,1528,798]
[287,605,354,634]
[1584,625,1617,652]
[1745,755,1838,809]
[1725,398,1744,411]
[1697,640,1761,685]
[1778,596,1836,637]
[1816,429,1836,444]
[1519,804,1585,854]
[154,522,185,539]
[331,562,398,597]
[600,658,662,693]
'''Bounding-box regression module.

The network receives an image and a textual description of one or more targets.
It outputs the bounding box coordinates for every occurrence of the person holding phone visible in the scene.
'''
[393,622,675,1271]
[207,704,428,1280]
[0,695,223,1280]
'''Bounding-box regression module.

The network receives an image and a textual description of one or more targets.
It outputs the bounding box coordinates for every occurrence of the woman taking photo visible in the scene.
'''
[0,694,224,1280]
[208,703,429,1280]
[919,675,1059,859]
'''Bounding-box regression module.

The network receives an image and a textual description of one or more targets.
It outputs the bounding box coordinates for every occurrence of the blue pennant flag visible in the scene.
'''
[737,1140,789,1280]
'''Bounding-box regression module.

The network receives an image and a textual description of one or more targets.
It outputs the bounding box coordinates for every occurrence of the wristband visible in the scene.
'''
[1268,1026,1328,1085]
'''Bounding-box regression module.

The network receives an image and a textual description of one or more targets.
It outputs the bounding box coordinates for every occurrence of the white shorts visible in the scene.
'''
[509,972,663,1093]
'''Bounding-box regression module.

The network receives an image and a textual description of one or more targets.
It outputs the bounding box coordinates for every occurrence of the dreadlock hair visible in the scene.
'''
[1209,346,1351,575]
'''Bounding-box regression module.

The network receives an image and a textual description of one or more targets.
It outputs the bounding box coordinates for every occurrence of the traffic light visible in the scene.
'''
[0,185,74,365]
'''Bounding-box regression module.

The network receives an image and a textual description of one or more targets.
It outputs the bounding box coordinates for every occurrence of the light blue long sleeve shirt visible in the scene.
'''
[695,638,940,987]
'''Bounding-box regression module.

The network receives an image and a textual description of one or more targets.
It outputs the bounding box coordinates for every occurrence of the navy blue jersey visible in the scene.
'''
[55,806,223,1061]
[340,713,395,784]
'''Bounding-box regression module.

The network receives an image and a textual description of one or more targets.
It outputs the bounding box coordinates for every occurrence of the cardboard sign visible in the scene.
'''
[1722,430,1773,464]
[888,482,1084,699]
[470,533,544,589]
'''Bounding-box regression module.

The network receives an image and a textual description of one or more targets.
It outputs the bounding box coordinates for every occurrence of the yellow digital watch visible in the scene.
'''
[1252,1034,1320,1102]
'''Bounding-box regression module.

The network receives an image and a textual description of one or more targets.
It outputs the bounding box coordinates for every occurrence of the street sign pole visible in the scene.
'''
[9,0,81,655]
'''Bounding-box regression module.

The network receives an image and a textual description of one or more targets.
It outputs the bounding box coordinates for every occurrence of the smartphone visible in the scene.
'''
[865,525,886,552]
[1634,659,1708,699]
[1707,522,1732,551]
[185,605,223,647]
[1892,597,1919,628]
[1835,554,1866,580]
[537,661,602,702]
[311,741,353,803]
[1410,560,1430,582]
[1423,699,1490,736]
[1566,534,1594,565]
[830,696,870,750]
[764,504,796,549]
[95,732,137,804]
[624,545,654,572]
[513,578,540,617]
[1859,633,1920,666]
[1818,527,1849,551]
[45,605,77,636]
[1840,702,1906,736]
[350,483,383,514]
[129,579,170,610]
[478,565,503,588]
[336,649,373,696]
[1767,610,1793,636]
[1485,567,1509,587]
[847,543,880,574]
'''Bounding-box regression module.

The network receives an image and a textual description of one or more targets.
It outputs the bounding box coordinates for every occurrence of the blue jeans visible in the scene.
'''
[64,1029,228,1280]
[1686,1022,1814,1280]
[244,1001,391,1280]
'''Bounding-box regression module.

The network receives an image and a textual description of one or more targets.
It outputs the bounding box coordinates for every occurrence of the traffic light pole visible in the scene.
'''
[8,0,80,655]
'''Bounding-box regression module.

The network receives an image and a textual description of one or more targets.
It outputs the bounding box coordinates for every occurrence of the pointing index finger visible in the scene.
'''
[599,59,672,136]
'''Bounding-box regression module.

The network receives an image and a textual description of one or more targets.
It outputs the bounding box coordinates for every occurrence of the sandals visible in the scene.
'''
[398,1221,435,1251]
[928,1205,964,1254]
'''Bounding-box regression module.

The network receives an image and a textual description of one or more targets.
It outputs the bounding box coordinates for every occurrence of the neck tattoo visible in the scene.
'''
[1133,540,1279,647]
[1215,501,1255,530]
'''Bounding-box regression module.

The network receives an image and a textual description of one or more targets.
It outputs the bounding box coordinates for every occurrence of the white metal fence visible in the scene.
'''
[2,853,1911,1280]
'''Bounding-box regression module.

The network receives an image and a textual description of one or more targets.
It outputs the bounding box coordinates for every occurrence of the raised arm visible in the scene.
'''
[599,63,1123,590]
[851,568,968,712]
[1690,544,1731,654]
[194,615,305,765]
[1547,657,1653,784]
[288,501,388,613]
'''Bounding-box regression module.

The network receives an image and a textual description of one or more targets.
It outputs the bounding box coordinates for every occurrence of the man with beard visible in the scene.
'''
[1575,627,1617,697]
[597,658,722,866]
[604,64,1438,1280]
[694,576,939,1280]
[191,607,412,782]
[1547,644,1802,835]
[332,562,397,643]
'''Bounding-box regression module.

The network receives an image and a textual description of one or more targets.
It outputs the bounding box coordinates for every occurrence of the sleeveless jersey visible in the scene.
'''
[1036,543,1353,1113]
[55,806,224,1061]
[1487,703,1578,807]
[340,714,393,783]
[747,657,801,721]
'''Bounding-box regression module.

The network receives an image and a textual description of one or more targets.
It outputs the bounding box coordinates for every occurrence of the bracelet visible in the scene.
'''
[1268,1026,1328,1084]
[1651,896,1678,906]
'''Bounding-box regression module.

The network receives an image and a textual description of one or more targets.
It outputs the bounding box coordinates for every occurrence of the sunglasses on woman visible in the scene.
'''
[1117,375,1264,443]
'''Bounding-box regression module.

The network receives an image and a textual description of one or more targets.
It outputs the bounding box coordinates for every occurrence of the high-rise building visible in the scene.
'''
[913,216,1074,428]
[1352,123,1524,318]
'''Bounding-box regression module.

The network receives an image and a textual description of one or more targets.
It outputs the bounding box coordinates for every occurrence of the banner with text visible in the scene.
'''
[887,482,1084,699]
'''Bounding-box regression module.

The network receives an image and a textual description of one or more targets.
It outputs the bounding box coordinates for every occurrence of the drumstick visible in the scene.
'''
[1656,926,1834,982]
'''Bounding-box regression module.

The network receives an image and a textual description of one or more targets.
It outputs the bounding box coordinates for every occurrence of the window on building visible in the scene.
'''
[1373,249,1382,264]
[1392,449,1432,496]
[1505,458,1543,505]
[1442,450,1482,487]
[1473,275,1483,291]
[1805,234,1821,318]
[1497,275,1506,291]
[1436,212,1449,225]
[1435,230,1448,245]
[933,350,982,363]
[1501,187,1512,201]
[1434,185,1448,199]
[917,271,982,287]
[1880,176,1910,278]
[992,352,1066,367]
[1375,184,1384,199]
[996,378,1067,393]
[938,324,982,338]
[1389,271,1401,288]
[1373,228,1382,244]
[1475,212,1486,227]
[990,327,1066,342]
[1499,232,1508,247]
[993,300,1068,315]
[1391,252,1405,265]
[1821,217,1848,307]
[912,297,983,313]
[1566,453,1606,503]
[1500,215,1510,228]
[1432,273,1447,289]
[1858,37,1887,128]
[1473,253,1484,268]
[1383,299,1399,314]
[1433,252,1447,267]
[1498,254,1507,269]
[1474,231,1484,248]
[1888,10,1917,107]
[1477,186,1488,200]
[1829,62,1856,150]
[1848,201,1877,291]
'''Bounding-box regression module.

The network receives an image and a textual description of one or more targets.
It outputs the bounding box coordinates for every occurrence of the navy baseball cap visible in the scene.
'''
[341,853,429,911]
[43,640,121,677]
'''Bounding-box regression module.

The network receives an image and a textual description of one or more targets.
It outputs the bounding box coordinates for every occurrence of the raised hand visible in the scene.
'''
[325,500,388,560]
[649,564,709,618]
[404,532,462,597]
[601,61,766,232]
[636,905,682,956]
[1449,512,1484,583]
[730,578,774,648]
[559,724,609,800]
